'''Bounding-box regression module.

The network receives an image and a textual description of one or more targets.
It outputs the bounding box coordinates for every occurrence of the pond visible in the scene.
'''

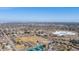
[27,44,46,51]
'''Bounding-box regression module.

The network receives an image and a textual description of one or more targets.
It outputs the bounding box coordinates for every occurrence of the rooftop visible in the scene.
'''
[52,31,76,36]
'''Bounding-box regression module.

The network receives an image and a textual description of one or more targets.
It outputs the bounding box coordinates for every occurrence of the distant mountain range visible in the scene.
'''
[1,22,79,26]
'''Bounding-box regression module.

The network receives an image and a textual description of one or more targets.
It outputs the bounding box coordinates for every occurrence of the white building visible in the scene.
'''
[52,31,76,36]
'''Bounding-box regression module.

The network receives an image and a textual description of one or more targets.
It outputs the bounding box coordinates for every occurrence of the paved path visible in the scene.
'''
[1,29,17,51]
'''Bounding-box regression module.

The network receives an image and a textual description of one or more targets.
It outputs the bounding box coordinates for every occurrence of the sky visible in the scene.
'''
[0,7,79,23]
